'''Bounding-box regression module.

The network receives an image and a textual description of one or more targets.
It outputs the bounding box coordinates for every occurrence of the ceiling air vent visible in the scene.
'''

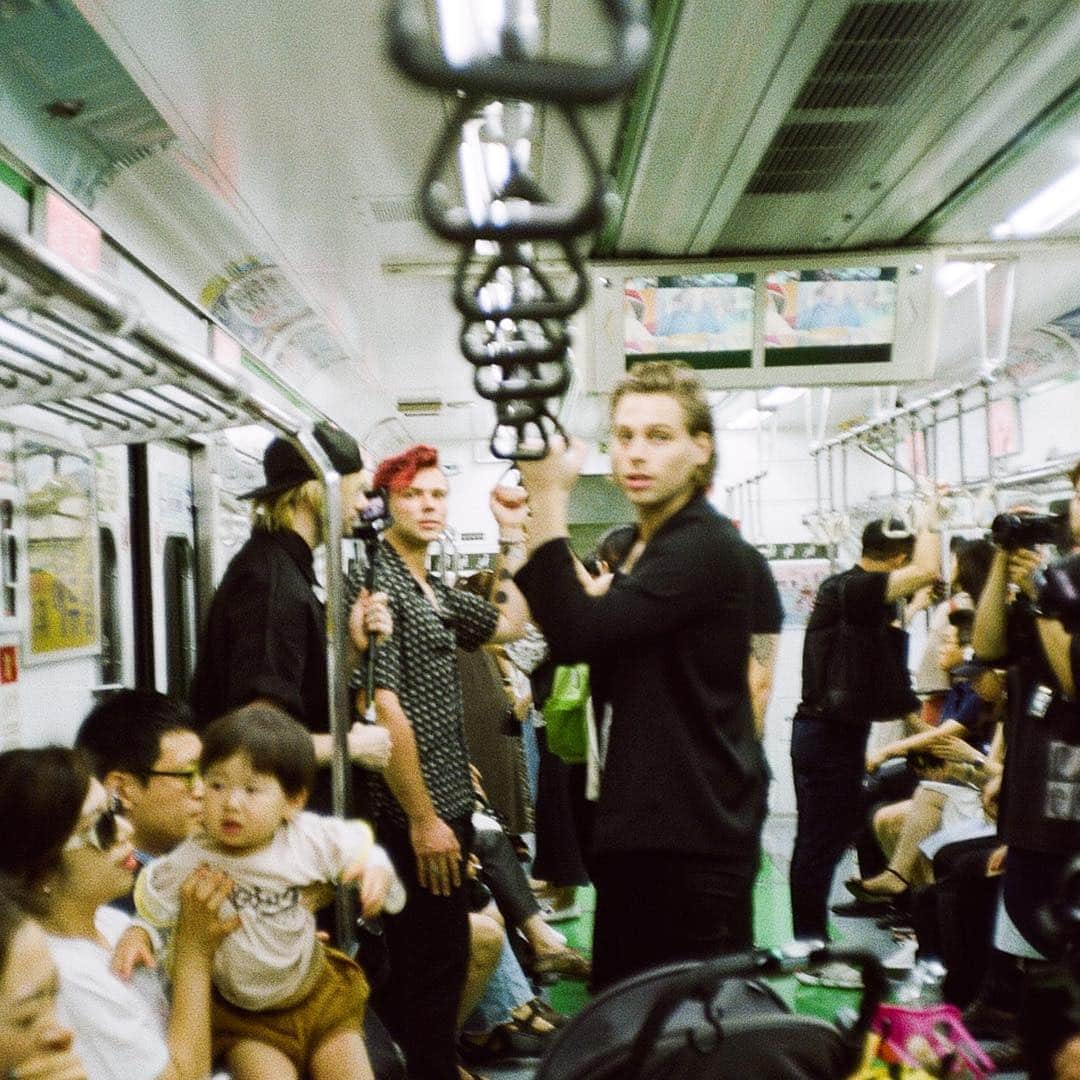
[745,121,877,195]
[796,0,975,111]
[744,0,978,197]
[369,196,421,225]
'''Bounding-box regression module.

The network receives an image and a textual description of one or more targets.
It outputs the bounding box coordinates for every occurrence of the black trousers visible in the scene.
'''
[532,727,591,886]
[372,816,473,1080]
[910,836,1001,1008]
[789,715,871,941]
[472,824,540,928]
[590,850,756,993]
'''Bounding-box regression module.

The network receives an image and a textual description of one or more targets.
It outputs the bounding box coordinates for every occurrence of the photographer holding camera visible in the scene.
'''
[971,463,1080,1068]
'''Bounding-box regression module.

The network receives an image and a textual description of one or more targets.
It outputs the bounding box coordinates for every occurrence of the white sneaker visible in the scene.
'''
[794,961,864,990]
[883,937,919,973]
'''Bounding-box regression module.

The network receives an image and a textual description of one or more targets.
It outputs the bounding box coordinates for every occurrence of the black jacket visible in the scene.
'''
[515,497,768,868]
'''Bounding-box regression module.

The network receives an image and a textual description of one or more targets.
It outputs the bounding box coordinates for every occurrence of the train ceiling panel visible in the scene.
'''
[1,0,1078,447]
[610,0,1080,256]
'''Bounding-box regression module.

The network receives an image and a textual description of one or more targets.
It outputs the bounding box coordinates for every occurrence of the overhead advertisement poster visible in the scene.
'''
[18,436,100,660]
[624,272,755,370]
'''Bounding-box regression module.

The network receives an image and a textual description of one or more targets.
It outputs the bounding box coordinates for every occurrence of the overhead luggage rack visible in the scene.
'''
[0,225,296,444]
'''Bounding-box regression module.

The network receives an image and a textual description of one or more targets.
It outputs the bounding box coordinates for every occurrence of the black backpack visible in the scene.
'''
[802,575,919,723]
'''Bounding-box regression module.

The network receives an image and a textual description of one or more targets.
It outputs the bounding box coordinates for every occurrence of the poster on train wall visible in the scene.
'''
[17,436,100,662]
[764,557,833,628]
[0,641,19,748]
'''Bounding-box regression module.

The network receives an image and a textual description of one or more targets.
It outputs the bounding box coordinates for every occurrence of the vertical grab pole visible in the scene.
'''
[297,428,357,957]
[955,388,968,490]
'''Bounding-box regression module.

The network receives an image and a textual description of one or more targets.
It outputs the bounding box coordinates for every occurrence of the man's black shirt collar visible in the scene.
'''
[256,527,317,587]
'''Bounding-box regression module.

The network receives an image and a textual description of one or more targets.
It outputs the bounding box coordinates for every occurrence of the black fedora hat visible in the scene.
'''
[240,422,365,500]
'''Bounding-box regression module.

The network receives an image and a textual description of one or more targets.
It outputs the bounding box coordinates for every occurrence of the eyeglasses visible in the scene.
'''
[146,767,201,790]
[65,794,123,853]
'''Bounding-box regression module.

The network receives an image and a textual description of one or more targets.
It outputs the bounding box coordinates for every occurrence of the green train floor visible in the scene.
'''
[483,847,1029,1078]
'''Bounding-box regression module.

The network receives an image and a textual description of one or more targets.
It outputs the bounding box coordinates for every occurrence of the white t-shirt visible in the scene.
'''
[47,906,170,1080]
[136,812,404,1011]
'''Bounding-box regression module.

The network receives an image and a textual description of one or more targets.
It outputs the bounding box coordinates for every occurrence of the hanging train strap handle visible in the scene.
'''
[387,0,651,459]
[387,0,651,105]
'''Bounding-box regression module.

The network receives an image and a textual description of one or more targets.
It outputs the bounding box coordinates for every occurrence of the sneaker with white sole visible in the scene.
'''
[794,961,863,990]
[882,937,919,973]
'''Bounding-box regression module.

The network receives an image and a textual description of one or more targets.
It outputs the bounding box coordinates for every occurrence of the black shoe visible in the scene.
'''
[987,1034,1026,1071]
[831,898,899,918]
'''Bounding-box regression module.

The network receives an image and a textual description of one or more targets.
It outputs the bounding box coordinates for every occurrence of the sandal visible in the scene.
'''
[844,867,908,903]
[522,996,568,1029]
[528,945,592,983]
[510,996,567,1033]
[459,1013,551,1064]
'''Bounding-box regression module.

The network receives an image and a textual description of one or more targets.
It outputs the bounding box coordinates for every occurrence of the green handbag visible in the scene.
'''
[542,663,590,764]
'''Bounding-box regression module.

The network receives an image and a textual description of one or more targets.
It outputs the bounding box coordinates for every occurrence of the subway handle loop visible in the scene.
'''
[459,317,570,367]
[453,242,588,322]
[474,359,570,401]
[420,98,611,244]
[387,0,651,104]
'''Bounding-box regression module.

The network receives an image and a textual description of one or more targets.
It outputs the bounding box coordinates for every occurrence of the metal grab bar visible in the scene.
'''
[387,0,651,104]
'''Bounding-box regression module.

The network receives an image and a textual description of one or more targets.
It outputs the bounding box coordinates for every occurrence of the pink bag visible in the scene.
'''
[870,1003,995,1078]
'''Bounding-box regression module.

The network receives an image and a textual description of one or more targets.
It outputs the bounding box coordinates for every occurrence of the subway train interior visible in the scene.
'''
[2,0,1080,1076]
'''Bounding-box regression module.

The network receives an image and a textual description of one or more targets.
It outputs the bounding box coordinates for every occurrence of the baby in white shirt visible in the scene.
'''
[133,703,404,1080]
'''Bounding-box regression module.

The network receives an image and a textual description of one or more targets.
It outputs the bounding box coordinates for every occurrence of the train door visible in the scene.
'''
[0,426,20,749]
[93,445,135,693]
[145,442,198,697]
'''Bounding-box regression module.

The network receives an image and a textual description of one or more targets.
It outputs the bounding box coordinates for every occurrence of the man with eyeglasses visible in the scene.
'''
[75,689,203,913]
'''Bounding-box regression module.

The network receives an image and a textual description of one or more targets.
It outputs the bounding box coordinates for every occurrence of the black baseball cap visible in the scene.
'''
[240,422,365,500]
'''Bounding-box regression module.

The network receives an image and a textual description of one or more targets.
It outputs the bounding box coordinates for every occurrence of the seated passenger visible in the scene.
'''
[0,886,87,1080]
[851,670,1005,900]
[0,746,234,1080]
[74,690,204,905]
[134,704,404,1080]
[468,772,590,982]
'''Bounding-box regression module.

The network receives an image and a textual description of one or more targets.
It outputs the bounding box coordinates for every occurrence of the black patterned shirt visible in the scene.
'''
[349,543,498,827]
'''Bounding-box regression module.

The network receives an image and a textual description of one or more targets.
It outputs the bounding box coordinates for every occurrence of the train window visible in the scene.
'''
[162,534,196,698]
[1,502,15,619]
[97,526,121,684]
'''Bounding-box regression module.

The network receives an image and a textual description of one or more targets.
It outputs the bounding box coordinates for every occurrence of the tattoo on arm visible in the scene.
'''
[750,633,778,668]
[495,590,508,604]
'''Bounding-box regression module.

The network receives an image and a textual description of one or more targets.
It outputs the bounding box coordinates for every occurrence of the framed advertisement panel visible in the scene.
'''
[17,433,100,662]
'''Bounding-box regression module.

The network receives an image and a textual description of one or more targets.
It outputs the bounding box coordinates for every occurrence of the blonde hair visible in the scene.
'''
[610,360,717,493]
[252,478,325,539]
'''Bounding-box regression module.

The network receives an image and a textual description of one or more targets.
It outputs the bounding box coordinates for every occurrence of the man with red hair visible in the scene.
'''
[357,444,528,1080]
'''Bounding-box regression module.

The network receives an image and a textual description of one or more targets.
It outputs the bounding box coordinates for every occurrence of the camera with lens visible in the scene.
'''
[989,511,1066,551]
[353,489,392,543]
[1034,552,1080,632]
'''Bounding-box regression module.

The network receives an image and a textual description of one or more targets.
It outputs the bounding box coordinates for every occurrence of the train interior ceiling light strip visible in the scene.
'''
[992,160,1080,238]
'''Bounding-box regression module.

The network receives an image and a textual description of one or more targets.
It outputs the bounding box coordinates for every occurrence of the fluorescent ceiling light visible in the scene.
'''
[991,161,1080,239]
[758,386,806,408]
[707,390,730,406]
[935,261,994,298]
[726,408,771,430]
